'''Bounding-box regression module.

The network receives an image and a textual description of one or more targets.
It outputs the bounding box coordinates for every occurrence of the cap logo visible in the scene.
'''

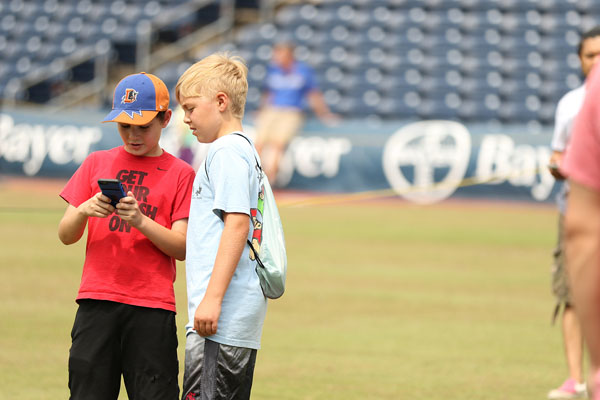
[103,72,168,125]
[122,89,139,104]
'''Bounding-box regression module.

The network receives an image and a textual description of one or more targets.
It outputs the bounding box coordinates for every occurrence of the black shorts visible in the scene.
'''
[68,299,179,400]
[182,333,257,400]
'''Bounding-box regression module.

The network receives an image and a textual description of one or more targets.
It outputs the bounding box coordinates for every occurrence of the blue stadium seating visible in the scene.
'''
[0,0,223,103]
[1,0,599,125]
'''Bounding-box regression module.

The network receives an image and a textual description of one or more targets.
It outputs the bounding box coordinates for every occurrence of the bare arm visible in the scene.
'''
[307,90,339,124]
[565,181,600,367]
[258,91,270,110]
[58,192,115,245]
[116,191,188,261]
[194,212,250,337]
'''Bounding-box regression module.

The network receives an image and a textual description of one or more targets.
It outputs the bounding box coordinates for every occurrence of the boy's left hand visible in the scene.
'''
[116,191,144,228]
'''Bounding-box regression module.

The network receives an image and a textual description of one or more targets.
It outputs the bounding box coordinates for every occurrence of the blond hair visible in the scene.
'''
[175,52,248,119]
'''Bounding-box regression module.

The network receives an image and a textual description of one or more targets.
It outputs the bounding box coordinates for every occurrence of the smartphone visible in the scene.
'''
[98,179,126,207]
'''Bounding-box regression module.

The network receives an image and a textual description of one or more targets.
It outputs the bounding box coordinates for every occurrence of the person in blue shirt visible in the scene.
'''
[254,41,337,183]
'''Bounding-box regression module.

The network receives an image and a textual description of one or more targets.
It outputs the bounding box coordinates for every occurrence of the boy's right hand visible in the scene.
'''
[548,151,566,180]
[78,192,116,218]
[194,297,222,337]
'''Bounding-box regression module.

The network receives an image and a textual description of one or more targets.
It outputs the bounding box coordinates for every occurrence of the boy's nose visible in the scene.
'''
[128,128,142,138]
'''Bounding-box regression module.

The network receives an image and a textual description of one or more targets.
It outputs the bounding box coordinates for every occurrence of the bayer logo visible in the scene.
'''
[382,120,472,204]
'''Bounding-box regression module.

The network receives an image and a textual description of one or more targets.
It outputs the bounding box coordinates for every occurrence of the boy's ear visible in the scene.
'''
[161,109,173,128]
[216,92,228,112]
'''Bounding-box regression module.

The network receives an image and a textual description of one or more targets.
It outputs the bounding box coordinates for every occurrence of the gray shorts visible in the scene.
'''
[182,333,257,400]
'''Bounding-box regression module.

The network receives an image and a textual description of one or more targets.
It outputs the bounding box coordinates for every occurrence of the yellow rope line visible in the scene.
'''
[278,167,550,207]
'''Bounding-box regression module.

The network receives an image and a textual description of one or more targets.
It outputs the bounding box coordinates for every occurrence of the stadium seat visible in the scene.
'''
[540,32,580,56]
[458,0,504,12]
[541,0,579,13]
[458,98,502,121]
[416,98,460,120]
[498,1,541,13]
[5,0,600,126]
[275,5,309,31]
[576,0,600,14]
[498,100,541,124]
[420,75,460,97]
[0,39,22,62]
[328,95,359,115]
[499,36,539,57]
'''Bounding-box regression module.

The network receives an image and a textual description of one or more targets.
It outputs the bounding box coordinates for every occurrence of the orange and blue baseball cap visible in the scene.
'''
[103,72,169,125]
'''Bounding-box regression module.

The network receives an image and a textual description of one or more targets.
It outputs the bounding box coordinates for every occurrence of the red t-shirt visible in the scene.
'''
[60,146,196,312]
[563,64,600,191]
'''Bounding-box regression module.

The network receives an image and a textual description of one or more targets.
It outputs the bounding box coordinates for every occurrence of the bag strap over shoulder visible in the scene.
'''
[231,132,261,172]
[204,132,261,181]
[231,133,265,260]
[205,133,266,261]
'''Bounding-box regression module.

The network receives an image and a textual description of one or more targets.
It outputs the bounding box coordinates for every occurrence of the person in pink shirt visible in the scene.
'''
[563,60,600,400]
[548,26,600,400]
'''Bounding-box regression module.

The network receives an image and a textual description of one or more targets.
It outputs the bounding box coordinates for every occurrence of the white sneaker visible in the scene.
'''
[548,378,588,399]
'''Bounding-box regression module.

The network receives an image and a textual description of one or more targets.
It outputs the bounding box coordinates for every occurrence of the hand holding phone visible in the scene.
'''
[98,179,126,208]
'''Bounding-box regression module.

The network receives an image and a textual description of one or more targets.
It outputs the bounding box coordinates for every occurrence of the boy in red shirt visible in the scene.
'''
[58,72,195,399]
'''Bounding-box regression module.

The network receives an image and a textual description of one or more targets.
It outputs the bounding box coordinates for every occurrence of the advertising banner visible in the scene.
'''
[0,107,560,204]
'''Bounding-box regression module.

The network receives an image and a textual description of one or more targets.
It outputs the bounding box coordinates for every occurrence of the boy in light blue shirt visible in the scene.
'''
[175,53,267,399]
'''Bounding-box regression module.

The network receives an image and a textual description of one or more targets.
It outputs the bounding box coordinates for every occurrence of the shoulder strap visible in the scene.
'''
[204,132,261,180]
[231,133,267,261]
[231,132,261,172]
[203,133,264,256]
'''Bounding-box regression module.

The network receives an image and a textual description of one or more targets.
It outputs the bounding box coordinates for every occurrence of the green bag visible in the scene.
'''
[210,133,287,299]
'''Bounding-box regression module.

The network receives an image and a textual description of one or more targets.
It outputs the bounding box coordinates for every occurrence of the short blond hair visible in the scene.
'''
[175,52,248,119]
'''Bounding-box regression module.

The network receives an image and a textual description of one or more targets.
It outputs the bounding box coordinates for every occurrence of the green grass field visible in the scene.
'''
[0,178,571,399]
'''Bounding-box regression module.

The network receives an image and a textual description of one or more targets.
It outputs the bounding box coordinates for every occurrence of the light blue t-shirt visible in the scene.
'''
[185,132,267,349]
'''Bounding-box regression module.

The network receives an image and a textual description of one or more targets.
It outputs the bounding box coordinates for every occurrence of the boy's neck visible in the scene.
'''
[216,118,243,139]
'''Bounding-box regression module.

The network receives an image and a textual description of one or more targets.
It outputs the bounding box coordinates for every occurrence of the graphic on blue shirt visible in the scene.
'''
[249,185,265,260]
